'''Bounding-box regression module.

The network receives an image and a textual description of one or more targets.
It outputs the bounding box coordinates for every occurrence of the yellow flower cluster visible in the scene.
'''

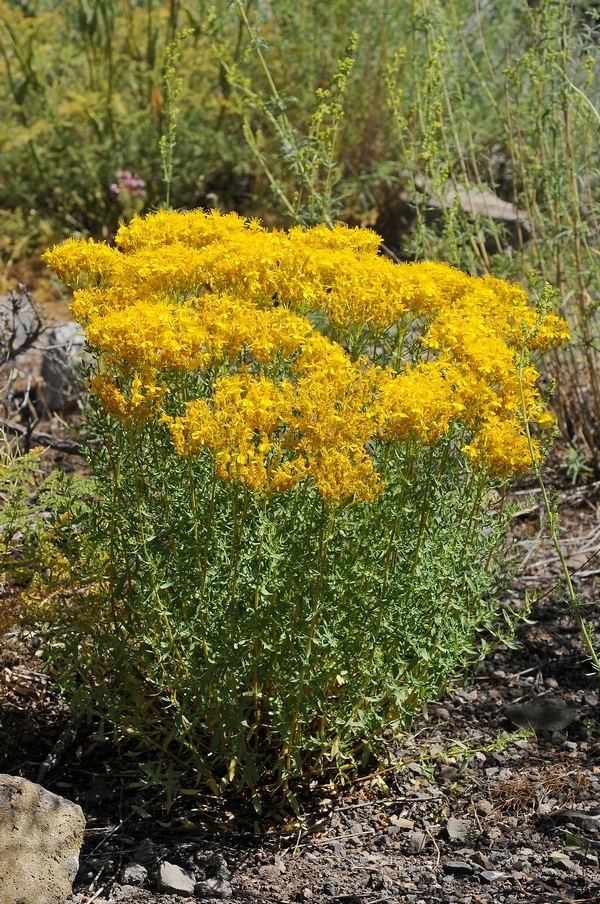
[44,209,569,501]
[161,334,382,501]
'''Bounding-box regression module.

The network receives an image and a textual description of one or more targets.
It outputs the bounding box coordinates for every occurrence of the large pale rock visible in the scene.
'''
[41,321,89,412]
[0,774,85,904]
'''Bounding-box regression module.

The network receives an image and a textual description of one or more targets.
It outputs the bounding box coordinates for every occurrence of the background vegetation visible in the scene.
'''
[1,0,599,461]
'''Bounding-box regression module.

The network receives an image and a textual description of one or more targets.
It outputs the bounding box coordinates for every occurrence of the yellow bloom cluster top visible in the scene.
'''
[44,209,569,503]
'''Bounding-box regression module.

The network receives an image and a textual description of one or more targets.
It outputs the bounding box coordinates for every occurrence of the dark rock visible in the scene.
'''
[443,860,474,876]
[194,877,233,898]
[504,696,576,732]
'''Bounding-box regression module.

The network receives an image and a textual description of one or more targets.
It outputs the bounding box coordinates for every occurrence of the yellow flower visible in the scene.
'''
[44,208,570,498]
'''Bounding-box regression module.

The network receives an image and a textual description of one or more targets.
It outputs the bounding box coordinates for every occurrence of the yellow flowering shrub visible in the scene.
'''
[45,207,567,494]
[42,210,568,802]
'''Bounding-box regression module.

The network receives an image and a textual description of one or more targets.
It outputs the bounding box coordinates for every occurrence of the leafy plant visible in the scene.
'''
[41,209,567,806]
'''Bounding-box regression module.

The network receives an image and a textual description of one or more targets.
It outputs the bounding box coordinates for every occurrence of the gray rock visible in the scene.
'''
[0,288,43,367]
[445,816,470,841]
[41,321,89,412]
[479,869,506,883]
[0,773,85,904]
[553,808,600,832]
[549,850,582,874]
[194,877,233,898]
[157,861,196,896]
[505,696,577,732]
[120,862,148,886]
[443,860,474,876]
[408,831,426,853]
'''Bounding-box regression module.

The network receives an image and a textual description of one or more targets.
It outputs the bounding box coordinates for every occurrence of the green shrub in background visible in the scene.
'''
[3,0,597,463]
[383,0,600,466]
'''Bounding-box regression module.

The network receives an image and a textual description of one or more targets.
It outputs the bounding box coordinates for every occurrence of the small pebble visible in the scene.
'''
[474,799,494,816]
[479,869,505,884]
[443,860,474,876]
[120,862,148,886]
[408,831,426,853]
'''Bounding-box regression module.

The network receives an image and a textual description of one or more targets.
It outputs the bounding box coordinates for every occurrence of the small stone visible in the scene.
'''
[301,889,313,901]
[504,696,576,733]
[545,677,559,690]
[548,851,582,874]
[258,864,282,880]
[446,817,470,841]
[479,870,505,884]
[194,877,233,898]
[323,882,338,896]
[569,849,599,867]
[120,862,148,886]
[553,808,600,832]
[443,860,474,876]
[408,831,426,853]
[474,799,494,816]
[157,861,195,896]
[389,815,414,829]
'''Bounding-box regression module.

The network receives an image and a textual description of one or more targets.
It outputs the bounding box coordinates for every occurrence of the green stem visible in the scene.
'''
[517,349,600,673]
